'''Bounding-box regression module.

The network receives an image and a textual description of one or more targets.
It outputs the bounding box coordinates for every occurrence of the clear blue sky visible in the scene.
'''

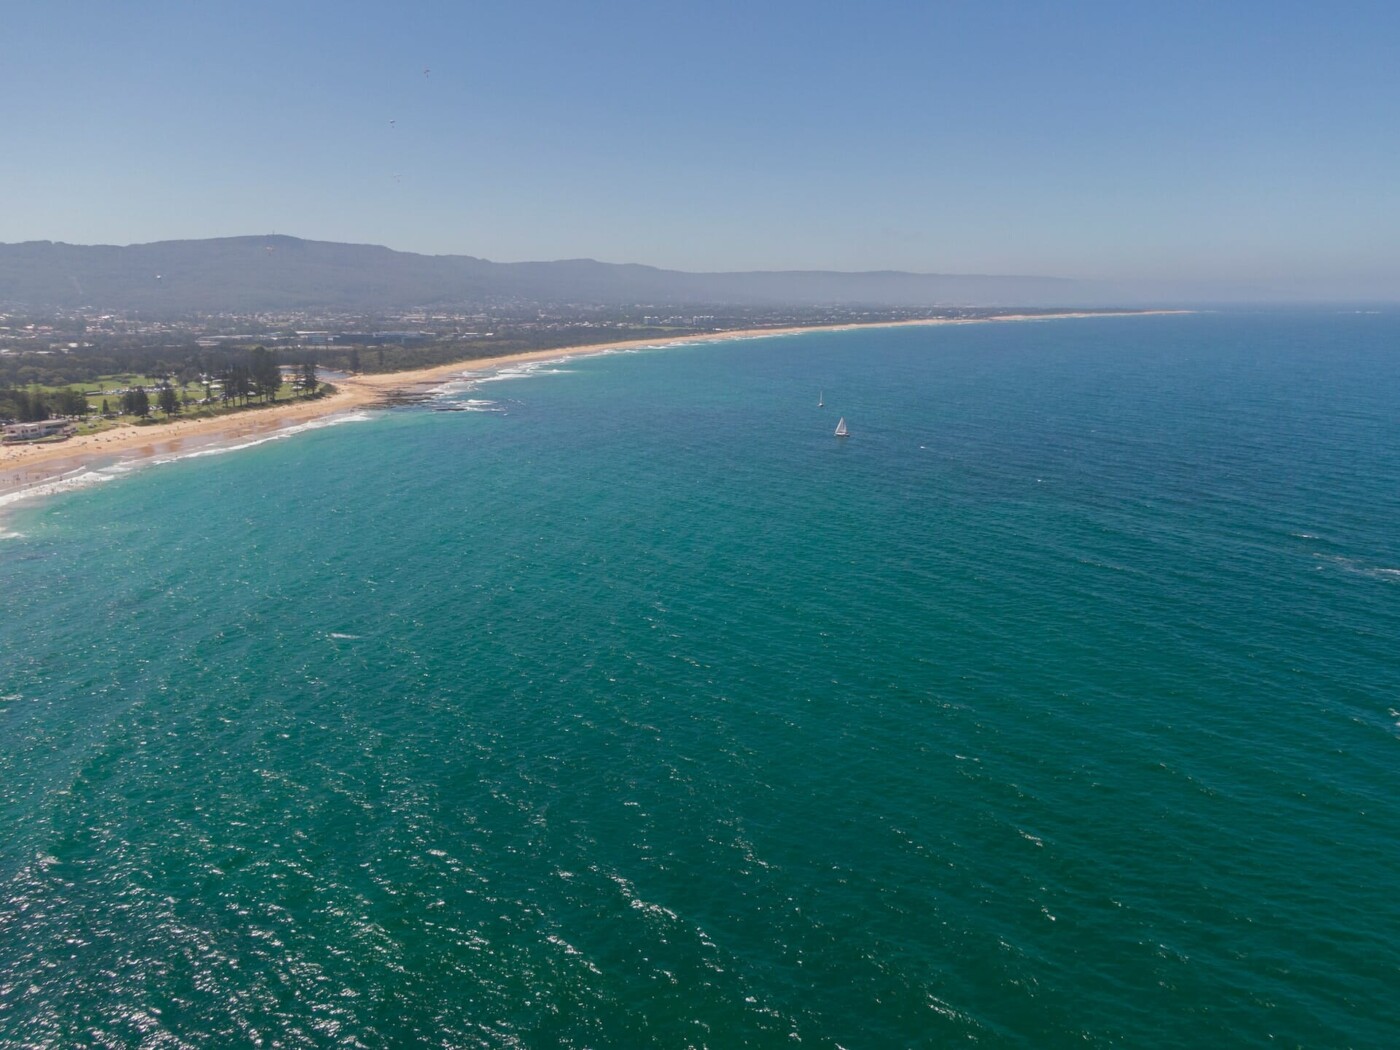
[5,1,1399,295]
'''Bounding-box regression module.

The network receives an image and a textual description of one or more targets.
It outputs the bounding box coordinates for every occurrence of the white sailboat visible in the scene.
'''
[834,417,848,437]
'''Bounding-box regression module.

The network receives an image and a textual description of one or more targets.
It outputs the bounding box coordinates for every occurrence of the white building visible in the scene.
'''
[2,419,76,442]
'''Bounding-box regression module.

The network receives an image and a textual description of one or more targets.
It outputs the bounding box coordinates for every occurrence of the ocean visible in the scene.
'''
[2,311,1397,1047]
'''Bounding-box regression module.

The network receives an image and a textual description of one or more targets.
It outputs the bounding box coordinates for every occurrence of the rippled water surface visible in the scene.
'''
[3,312,1398,1047]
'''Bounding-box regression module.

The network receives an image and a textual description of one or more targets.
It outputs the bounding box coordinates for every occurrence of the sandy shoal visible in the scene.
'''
[0,311,1182,504]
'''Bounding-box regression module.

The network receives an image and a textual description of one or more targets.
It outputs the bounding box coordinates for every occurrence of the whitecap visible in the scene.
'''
[630,898,681,922]
[1318,553,1400,583]
[546,934,603,974]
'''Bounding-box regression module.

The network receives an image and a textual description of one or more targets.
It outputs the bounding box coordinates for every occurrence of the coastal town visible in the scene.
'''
[0,300,1021,362]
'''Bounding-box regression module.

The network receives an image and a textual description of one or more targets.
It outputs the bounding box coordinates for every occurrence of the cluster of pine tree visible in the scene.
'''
[0,386,89,422]
[215,345,312,405]
[1,346,321,424]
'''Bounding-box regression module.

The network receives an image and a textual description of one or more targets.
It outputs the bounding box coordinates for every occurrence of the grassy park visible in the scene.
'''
[2,348,327,440]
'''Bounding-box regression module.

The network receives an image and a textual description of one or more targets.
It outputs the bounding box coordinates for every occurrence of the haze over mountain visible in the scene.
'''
[0,236,1123,314]
[3,236,1388,315]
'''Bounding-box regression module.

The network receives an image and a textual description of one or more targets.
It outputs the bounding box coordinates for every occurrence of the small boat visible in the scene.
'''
[818,390,824,408]
[834,417,848,437]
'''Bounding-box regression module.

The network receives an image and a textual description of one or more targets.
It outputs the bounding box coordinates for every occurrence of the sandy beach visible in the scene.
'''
[0,311,1179,507]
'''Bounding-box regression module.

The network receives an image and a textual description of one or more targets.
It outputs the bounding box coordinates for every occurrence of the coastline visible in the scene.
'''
[0,310,1183,512]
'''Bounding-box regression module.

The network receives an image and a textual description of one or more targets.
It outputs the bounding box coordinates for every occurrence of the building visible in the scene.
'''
[2,419,76,442]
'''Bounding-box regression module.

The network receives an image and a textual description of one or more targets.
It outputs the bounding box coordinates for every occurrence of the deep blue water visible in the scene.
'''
[2,311,1398,1047]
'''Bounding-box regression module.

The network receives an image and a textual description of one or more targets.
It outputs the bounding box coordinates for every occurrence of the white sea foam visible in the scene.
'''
[426,380,472,396]
[427,339,730,407]
[474,364,576,384]
[1318,553,1400,583]
[0,411,377,524]
[150,410,376,465]
[421,355,591,412]
[630,897,681,922]
[0,468,118,512]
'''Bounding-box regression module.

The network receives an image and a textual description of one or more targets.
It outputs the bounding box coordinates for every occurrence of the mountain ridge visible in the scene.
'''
[0,235,1100,314]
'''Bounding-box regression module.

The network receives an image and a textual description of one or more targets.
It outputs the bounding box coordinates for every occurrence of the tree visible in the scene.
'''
[249,345,280,403]
[157,384,179,416]
[122,386,150,418]
[221,364,251,405]
[298,360,318,394]
[15,390,48,422]
[52,388,88,416]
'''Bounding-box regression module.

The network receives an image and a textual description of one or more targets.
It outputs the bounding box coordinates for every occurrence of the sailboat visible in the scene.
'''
[834,417,849,438]
[818,390,824,408]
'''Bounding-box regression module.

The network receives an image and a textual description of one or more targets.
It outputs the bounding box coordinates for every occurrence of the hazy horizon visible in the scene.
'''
[6,2,1400,300]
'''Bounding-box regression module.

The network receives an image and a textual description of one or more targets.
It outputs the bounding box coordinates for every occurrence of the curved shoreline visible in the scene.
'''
[0,310,1182,512]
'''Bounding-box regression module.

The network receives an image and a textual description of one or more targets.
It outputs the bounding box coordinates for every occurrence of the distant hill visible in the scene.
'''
[0,235,1109,313]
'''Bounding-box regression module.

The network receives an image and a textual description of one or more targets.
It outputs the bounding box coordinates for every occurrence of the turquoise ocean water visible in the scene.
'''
[2,312,1398,1047]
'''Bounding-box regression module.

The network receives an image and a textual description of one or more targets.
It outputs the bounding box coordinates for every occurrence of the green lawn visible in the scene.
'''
[38,377,327,432]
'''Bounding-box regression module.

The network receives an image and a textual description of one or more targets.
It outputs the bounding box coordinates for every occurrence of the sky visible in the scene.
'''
[5,0,1400,295]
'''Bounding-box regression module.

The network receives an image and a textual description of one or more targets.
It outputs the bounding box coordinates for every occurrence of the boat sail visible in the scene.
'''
[834,417,848,437]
